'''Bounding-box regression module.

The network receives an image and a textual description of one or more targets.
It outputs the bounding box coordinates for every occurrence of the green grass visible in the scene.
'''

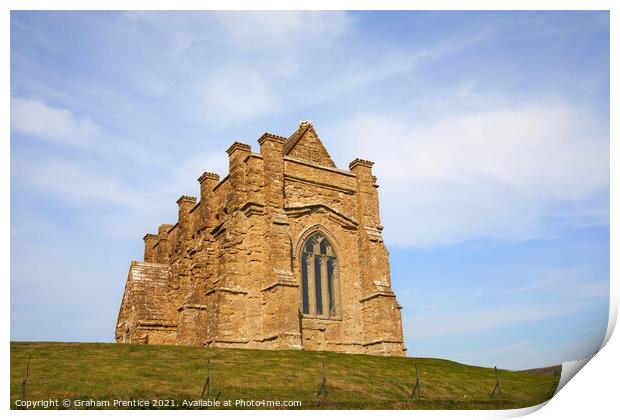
[10,342,559,410]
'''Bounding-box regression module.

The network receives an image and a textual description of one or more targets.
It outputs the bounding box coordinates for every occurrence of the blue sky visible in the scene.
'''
[10,11,609,370]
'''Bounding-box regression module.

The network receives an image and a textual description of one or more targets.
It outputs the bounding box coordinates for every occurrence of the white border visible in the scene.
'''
[0,0,617,11]
[3,1,617,419]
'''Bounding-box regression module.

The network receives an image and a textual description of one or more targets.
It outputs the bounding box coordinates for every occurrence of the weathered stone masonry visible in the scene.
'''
[116,121,406,356]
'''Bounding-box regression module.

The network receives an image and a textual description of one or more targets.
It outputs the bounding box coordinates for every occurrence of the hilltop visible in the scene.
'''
[10,342,559,409]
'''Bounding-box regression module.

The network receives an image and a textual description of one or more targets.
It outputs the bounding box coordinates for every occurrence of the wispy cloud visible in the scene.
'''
[14,155,147,209]
[402,261,608,342]
[104,11,357,125]
[327,98,609,247]
[469,265,609,301]
[11,143,230,241]
[23,11,493,128]
[11,97,101,147]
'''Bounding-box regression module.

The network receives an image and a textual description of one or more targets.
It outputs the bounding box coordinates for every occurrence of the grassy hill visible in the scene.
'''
[10,342,559,410]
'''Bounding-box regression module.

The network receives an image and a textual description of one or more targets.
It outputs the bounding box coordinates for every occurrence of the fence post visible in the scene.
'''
[317,361,328,405]
[21,355,31,402]
[490,366,501,399]
[201,357,211,399]
[411,363,421,400]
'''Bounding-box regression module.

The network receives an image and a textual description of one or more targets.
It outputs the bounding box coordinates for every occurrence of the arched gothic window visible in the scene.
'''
[300,232,340,318]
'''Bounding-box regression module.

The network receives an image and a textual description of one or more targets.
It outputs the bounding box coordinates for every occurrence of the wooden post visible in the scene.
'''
[411,363,421,400]
[201,358,211,399]
[317,361,328,405]
[21,356,31,402]
[490,366,501,399]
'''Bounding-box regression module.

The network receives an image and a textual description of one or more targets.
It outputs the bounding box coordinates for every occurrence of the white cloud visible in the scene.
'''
[12,12,496,130]
[195,68,280,124]
[574,280,609,299]
[106,11,354,124]
[212,11,352,49]
[105,11,491,126]
[11,97,101,147]
[11,146,229,240]
[327,100,609,247]
[11,12,609,249]
[20,157,142,209]
[12,155,170,242]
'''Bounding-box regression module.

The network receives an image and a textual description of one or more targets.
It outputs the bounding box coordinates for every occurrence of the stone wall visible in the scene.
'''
[115,261,176,344]
[116,121,406,356]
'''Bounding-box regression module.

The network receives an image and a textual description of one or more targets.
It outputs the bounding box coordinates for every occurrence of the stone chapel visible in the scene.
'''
[115,121,406,356]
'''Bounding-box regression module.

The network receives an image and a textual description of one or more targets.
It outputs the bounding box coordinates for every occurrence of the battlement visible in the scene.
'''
[226,142,252,155]
[257,132,287,145]
[197,172,220,183]
[176,195,197,205]
[349,158,374,170]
